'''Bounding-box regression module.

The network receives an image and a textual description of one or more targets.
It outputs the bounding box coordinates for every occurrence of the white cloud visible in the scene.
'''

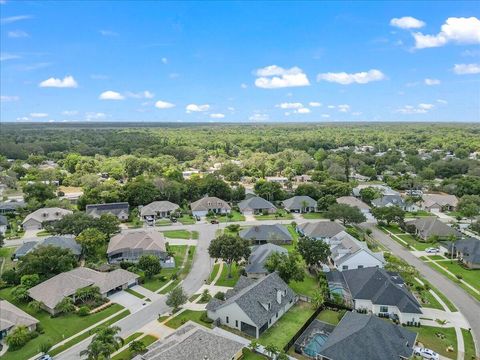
[0,53,21,61]
[1,15,32,24]
[125,90,154,99]
[317,69,385,85]
[321,114,331,118]
[30,112,48,118]
[249,113,269,122]
[296,108,311,114]
[39,75,78,88]
[396,103,435,114]
[338,104,351,112]
[186,104,210,112]
[99,30,118,36]
[61,110,79,116]
[16,116,29,122]
[352,111,362,116]
[8,30,29,38]
[0,95,19,102]
[327,105,336,109]
[425,78,441,85]
[85,112,107,121]
[390,16,425,29]
[437,99,448,104]
[276,102,304,109]
[99,90,125,100]
[155,100,175,109]
[161,57,168,64]
[210,113,225,119]
[240,83,248,89]
[254,65,310,89]
[453,63,480,74]
[309,101,322,107]
[413,17,480,49]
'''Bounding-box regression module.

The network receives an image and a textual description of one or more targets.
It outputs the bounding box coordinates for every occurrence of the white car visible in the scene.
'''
[414,346,439,360]
[425,247,439,254]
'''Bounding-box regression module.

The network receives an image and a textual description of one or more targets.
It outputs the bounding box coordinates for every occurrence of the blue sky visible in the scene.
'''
[1,1,479,123]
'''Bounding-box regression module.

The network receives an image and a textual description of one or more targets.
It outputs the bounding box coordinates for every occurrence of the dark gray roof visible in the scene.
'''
[407,216,462,239]
[0,201,25,211]
[319,312,417,360]
[0,215,8,226]
[282,196,317,210]
[371,194,405,207]
[14,241,37,257]
[86,202,129,217]
[206,272,296,328]
[442,237,480,265]
[245,243,288,274]
[14,236,81,258]
[298,221,345,239]
[239,224,292,243]
[238,196,276,211]
[327,267,422,314]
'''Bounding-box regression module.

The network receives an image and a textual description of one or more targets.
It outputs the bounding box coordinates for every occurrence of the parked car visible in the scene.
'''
[210,219,219,224]
[195,215,201,221]
[414,347,439,360]
[170,217,178,223]
[425,247,439,254]
[37,355,53,360]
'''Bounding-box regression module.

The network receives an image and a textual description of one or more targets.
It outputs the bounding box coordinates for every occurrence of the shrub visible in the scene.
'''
[214,291,225,300]
[120,261,135,270]
[77,306,90,317]
[200,311,214,324]
[6,326,33,350]
[1,269,20,285]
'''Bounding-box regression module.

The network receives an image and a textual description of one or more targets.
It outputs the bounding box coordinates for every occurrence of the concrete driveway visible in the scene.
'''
[108,291,148,313]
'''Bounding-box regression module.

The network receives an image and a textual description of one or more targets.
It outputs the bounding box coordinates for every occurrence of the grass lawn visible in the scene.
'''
[462,329,477,360]
[381,225,435,251]
[164,310,213,329]
[282,224,299,253]
[142,245,188,291]
[215,262,240,287]
[36,230,51,237]
[215,210,246,223]
[254,210,294,221]
[208,262,221,284]
[382,224,404,234]
[289,271,320,298]
[316,309,343,325]
[408,326,457,358]
[259,301,315,349]
[0,246,16,274]
[178,215,196,225]
[426,255,446,261]
[111,334,158,360]
[158,246,196,294]
[0,286,126,360]
[241,348,268,359]
[155,219,172,226]
[436,261,479,291]
[162,230,193,239]
[125,288,146,299]
[302,212,326,219]
[405,210,433,218]
[416,289,443,310]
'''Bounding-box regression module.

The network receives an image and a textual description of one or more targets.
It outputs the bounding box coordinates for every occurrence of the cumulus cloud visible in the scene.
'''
[1,15,32,24]
[85,112,107,121]
[453,63,480,74]
[276,102,304,109]
[0,53,21,61]
[249,112,269,121]
[30,112,48,118]
[186,104,210,112]
[126,90,154,99]
[99,90,125,100]
[296,108,311,114]
[254,65,310,89]
[437,99,448,104]
[8,30,29,38]
[390,16,425,29]
[396,103,434,114]
[155,100,175,109]
[1,95,19,102]
[425,78,441,85]
[39,75,78,88]
[309,102,322,107]
[210,113,225,119]
[317,69,385,85]
[413,17,480,49]
[338,104,351,113]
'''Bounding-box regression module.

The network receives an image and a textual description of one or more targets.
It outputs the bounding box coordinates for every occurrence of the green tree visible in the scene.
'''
[208,234,250,278]
[76,228,107,261]
[359,187,381,204]
[457,195,480,220]
[6,325,32,350]
[166,286,188,312]
[254,179,284,201]
[264,251,304,284]
[75,286,101,303]
[297,236,331,268]
[38,341,52,355]
[129,340,147,355]
[325,203,366,225]
[18,245,77,279]
[20,274,40,288]
[80,325,124,360]
[265,344,279,358]
[122,177,160,207]
[12,285,30,302]
[138,255,162,279]
[23,182,56,204]
[371,206,405,225]
[28,300,43,313]
[311,290,325,309]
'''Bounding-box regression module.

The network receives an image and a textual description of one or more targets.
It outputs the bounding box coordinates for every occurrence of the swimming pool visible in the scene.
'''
[302,332,329,357]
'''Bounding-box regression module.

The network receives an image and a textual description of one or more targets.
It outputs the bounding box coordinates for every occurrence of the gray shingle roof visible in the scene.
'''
[298,221,345,239]
[14,236,81,258]
[107,230,167,254]
[407,216,462,239]
[336,196,370,210]
[282,196,317,210]
[371,194,405,208]
[238,196,276,212]
[319,312,417,360]
[190,196,231,212]
[239,224,292,243]
[140,201,180,217]
[22,207,73,224]
[0,300,39,332]
[0,215,8,226]
[442,237,480,265]
[245,243,288,274]
[206,272,296,328]
[86,202,129,218]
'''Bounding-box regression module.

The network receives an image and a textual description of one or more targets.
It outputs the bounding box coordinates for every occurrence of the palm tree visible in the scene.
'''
[311,290,325,310]
[265,344,279,359]
[248,340,259,353]
[80,326,124,360]
[300,199,309,214]
[447,233,459,263]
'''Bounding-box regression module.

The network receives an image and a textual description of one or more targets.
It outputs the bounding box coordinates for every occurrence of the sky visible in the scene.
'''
[1,1,479,123]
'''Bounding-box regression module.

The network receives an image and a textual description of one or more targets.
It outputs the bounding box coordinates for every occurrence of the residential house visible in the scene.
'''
[245,243,288,279]
[309,312,417,360]
[371,194,406,209]
[282,195,317,213]
[238,196,276,215]
[140,201,180,225]
[440,237,480,269]
[265,176,289,187]
[297,221,345,242]
[133,321,244,360]
[0,215,7,234]
[327,267,422,324]
[22,207,73,231]
[0,201,25,215]
[0,300,39,340]
[107,230,174,267]
[293,174,312,183]
[86,202,130,221]
[206,272,297,338]
[239,224,292,245]
[190,196,231,217]
[329,231,385,271]
[421,193,459,212]
[336,196,373,221]
[28,267,139,315]
[14,235,81,259]
[352,184,398,198]
[406,216,462,241]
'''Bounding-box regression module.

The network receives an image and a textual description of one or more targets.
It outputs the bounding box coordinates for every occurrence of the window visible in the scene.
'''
[380,306,388,313]
[226,316,229,323]
[235,320,238,327]
[358,265,364,269]
[276,312,278,318]
[342,265,349,270]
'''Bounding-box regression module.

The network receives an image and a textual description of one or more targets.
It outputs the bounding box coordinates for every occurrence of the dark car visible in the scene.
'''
[210,219,219,224]
[195,215,201,221]
[170,217,178,223]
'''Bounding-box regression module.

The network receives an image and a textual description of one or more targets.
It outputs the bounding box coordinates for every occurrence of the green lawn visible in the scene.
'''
[178,215,196,225]
[215,210,246,223]
[382,224,404,234]
[0,286,126,360]
[254,210,293,221]
[164,310,213,329]
[408,326,457,358]
[157,246,196,294]
[36,230,51,237]
[426,255,446,261]
[161,230,194,239]
[381,225,436,251]
[125,288,146,299]
[0,246,16,274]
[241,348,268,359]
[259,301,315,349]
[462,329,477,360]
[289,271,320,298]
[436,261,479,291]
[215,262,240,287]
[405,210,433,218]
[282,224,299,252]
[302,212,326,219]
[316,309,343,325]
[111,334,158,360]
[142,245,188,291]
[208,262,221,284]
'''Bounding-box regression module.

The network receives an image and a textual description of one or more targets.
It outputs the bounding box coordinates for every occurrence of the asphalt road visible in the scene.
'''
[361,223,480,356]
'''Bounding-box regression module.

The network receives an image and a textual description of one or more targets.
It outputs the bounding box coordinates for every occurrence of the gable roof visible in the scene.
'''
[28,267,138,309]
[422,193,458,208]
[136,321,244,360]
[140,201,180,217]
[0,300,39,332]
[206,272,296,328]
[245,243,288,274]
[239,224,292,243]
[282,196,317,210]
[17,235,81,258]
[238,196,276,211]
[319,312,417,360]
[330,231,385,266]
[407,217,461,239]
[298,221,345,239]
[190,196,231,212]
[86,202,129,218]
[371,194,405,208]
[327,267,421,314]
[107,230,167,254]
[336,196,370,210]
[442,237,480,265]
[22,207,72,224]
